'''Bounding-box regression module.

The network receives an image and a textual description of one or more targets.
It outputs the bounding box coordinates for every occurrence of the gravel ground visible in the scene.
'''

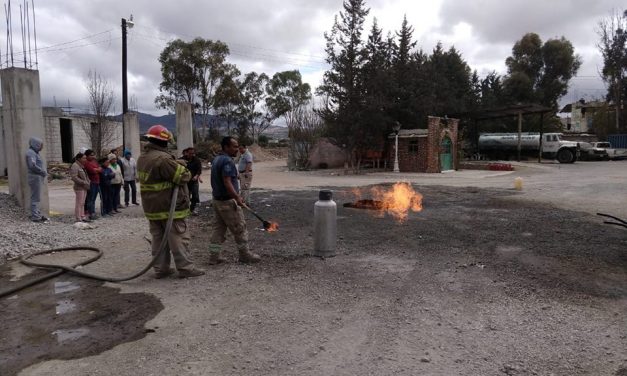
[0,193,148,263]
[2,185,626,375]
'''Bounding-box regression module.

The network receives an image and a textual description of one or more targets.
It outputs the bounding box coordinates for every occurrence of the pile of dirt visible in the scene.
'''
[249,144,288,162]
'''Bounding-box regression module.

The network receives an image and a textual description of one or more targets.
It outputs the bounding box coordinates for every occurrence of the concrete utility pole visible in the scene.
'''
[121,15,134,152]
[176,102,194,156]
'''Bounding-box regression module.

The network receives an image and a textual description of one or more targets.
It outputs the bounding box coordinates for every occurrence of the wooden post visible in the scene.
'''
[517,111,522,162]
[538,112,544,163]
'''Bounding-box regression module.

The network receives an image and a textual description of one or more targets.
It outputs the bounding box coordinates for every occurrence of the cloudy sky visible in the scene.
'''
[4,0,624,115]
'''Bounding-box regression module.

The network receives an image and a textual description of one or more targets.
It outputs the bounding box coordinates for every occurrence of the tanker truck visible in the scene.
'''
[478,132,580,163]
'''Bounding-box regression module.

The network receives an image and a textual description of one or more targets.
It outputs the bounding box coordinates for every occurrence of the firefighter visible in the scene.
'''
[137,124,205,279]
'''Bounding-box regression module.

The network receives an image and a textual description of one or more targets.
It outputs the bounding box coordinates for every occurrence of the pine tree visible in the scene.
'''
[392,15,417,128]
[319,0,370,168]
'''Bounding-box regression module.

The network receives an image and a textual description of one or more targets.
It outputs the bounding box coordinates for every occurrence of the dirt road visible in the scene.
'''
[1,160,626,375]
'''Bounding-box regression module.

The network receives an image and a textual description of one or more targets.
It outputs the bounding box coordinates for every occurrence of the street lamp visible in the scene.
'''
[393,121,401,173]
[121,15,134,152]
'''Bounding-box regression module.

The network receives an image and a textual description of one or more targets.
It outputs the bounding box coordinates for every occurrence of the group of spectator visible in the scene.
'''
[69,148,139,222]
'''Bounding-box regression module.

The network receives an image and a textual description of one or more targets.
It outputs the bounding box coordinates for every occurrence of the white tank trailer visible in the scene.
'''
[478,132,580,163]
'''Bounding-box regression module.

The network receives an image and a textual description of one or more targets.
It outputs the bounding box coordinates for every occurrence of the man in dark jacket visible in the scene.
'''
[182,147,202,215]
[137,125,204,279]
[25,137,48,222]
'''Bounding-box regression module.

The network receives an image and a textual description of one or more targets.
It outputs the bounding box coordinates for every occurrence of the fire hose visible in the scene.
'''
[597,213,627,229]
[0,186,181,299]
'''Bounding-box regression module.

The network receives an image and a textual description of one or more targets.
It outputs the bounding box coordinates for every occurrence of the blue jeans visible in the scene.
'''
[86,182,100,216]
[100,184,113,215]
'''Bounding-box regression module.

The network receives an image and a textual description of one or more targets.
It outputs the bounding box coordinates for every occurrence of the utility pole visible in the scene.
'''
[121,15,134,152]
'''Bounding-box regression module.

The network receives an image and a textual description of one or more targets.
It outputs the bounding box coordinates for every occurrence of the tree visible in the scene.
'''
[213,75,242,138]
[392,15,417,127]
[83,70,116,157]
[503,33,581,110]
[361,19,394,150]
[318,0,370,168]
[238,72,270,143]
[266,70,312,126]
[265,70,312,169]
[289,104,324,169]
[597,9,627,131]
[155,38,239,134]
[427,44,474,116]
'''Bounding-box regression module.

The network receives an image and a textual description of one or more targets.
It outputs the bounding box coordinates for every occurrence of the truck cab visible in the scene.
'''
[542,133,579,163]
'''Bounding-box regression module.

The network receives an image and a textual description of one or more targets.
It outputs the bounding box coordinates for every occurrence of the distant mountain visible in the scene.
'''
[116,112,288,139]
[262,125,289,140]
[114,112,229,133]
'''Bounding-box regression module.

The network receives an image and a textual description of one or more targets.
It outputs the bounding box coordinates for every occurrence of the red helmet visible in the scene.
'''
[145,124,172,142]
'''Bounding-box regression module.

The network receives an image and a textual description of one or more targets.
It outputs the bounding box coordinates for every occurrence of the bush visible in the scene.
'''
[195,140,221,161]
[258,135,269,147]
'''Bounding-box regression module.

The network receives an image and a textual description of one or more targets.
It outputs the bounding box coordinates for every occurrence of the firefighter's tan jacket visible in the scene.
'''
[137,142,191,221]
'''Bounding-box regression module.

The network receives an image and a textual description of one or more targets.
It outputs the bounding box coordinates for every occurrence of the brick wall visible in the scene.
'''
[389,136,429,172]
[386,116,459,173]
[426,116,459,173]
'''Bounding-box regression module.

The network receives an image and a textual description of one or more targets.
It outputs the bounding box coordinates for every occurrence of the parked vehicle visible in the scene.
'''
[578,142,609,161]
[478,132,580,163]
[591,142,627,160]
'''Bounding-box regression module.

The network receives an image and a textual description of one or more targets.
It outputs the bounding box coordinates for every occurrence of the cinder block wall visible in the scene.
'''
[44,116,62,163]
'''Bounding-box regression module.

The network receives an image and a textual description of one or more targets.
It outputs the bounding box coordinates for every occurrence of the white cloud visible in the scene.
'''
[1,0,620,114]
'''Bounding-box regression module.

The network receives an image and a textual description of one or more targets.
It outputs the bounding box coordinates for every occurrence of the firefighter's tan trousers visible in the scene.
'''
[149,218,194,272]
[209,199,249,254]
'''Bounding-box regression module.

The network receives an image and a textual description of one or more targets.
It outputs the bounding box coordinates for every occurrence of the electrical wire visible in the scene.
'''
[8,28,114,58]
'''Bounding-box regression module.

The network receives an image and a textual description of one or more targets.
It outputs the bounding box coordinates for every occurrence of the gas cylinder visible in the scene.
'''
[314,190,336,257]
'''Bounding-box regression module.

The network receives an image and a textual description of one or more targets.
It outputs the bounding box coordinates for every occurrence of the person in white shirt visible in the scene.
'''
[237,144,253,203]
[119,150,139,206]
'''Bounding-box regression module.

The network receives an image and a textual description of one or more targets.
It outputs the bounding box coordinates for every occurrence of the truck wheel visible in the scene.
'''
[557,149,574,164]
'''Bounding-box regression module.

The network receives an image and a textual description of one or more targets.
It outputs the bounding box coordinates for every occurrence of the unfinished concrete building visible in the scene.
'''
[0,107,123,176]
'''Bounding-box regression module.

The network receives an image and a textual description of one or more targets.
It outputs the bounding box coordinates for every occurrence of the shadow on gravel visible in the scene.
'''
[0,268,163,376]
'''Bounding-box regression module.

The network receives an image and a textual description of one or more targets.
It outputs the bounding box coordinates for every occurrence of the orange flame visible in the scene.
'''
[266,222,279,232]
[362,182,423,222]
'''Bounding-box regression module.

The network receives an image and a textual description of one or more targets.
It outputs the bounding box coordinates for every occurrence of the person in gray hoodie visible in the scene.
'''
[25,137,48,222]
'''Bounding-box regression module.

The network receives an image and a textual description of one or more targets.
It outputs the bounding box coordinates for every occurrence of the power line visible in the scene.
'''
[130,30,328,70]
[132,24,328,64]
[11,36,118,58]
[6,29,114,58]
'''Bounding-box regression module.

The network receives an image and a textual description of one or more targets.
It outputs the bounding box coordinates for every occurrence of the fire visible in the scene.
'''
[266,222,279,232]
[361,182,423,222]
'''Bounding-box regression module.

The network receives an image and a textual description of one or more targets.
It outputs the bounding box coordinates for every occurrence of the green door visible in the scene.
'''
[440,137,453,171]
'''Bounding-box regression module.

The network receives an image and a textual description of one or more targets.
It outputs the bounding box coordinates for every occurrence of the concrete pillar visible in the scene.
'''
[0,68,49,215]
[176,102,193,156]
[123,112,141,156]
[0,111,7,176]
